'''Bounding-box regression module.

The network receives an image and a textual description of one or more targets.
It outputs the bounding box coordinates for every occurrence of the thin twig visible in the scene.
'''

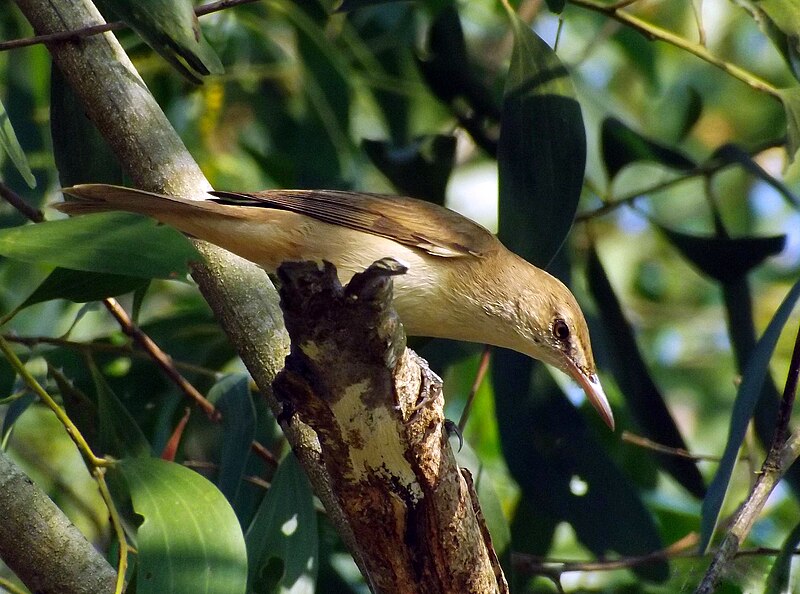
[695,321,800,594]
[0,0,260,52]
[457,346,491,434]
[0,182,43,222]
[567,0,781,100]
[622,431,721,462]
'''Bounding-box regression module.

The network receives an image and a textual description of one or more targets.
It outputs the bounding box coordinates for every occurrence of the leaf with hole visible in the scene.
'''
[245,453,317,594]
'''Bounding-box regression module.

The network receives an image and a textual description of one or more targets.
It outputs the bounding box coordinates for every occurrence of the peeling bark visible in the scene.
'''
[274,260,508,594]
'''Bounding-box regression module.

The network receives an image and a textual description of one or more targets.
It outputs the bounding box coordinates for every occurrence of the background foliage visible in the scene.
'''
[1,0,800,592]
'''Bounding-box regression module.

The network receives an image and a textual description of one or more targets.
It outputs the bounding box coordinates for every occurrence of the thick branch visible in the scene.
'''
[0,449,116,594]
[273,259,507,594]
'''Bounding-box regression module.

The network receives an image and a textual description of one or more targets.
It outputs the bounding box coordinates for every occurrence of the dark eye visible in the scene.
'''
[552,318,570,341]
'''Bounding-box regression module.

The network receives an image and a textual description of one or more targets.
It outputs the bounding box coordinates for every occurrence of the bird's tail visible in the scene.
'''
[57,184,211,220]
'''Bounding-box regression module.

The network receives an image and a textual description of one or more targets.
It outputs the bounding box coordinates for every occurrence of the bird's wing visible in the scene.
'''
[208,189,500,258]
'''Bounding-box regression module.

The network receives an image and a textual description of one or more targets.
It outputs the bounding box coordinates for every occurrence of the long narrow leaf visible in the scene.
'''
[700,278,800,551]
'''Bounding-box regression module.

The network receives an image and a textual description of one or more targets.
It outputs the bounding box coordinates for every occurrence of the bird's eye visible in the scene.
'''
[552,318,570,341]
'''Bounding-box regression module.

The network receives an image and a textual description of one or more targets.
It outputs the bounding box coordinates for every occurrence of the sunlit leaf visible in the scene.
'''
[17,268,146,311]
[602,117,696,180]
[587,247,706,498]
[0,96,35,188]
[113,457,248,594]
[700,277,800,552]
[0,213,198,279]
[246,453,317,594]
[498,9,585,266]
[100,0,223,84]
[659,226,786,283]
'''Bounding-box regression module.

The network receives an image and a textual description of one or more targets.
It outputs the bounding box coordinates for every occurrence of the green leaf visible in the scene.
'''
[709,144,799,208]
[493,353,669,582]
[0,96,35,188]
[764,520,800,594]
[18,267,147,310]
[700,277,800,552]
[245,453,317,594]
[587,247,706,498]
[209,374,256,516]
[362,135,456,203]
[659,226,786,283]
[778,86,800,160]
[91,360,151,459]
[50,64,123,187]
[746,0,800,81]
[544,0,567,14]
[100,0,223,84]
[113,457,248,594]
[454,441,511,555]
[0,213,198,279]
[601,117,696,180]
[498,10,586,266]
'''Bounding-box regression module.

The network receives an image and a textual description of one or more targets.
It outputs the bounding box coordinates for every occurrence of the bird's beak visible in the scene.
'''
[563,359,615,430]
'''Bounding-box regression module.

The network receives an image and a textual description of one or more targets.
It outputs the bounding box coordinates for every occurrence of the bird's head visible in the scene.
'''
[514,270,615,430]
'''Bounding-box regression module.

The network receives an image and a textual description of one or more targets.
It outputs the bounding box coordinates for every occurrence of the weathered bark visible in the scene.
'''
[274,259,507,594]
[0,449,117,594]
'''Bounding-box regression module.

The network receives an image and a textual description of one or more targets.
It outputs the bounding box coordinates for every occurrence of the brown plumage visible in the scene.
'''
[58,184,614,428]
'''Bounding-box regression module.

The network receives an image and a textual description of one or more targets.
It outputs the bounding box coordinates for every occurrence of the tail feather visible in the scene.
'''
[57,184,207,219]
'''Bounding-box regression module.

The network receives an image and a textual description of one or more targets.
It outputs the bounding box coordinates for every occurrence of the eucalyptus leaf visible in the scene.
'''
[493,353,669,582]
[659,226,785,283]
[700,277,800,552]
[709,144,799,208]
[362,135,456,203]
[778,86,800,161]
[50,64,123,187]
[209,374,255,517]
[246,453,317,594]
[18,268,146,311]
[0,96,35,188]
[763,520,800,594]
[587,247,706,498]
[91,360,151,459]
[498,9,585,266]
[745,0,800,81]
[113,457,248,594]
[602,117,696,180]
[101,0,223,84]
[0,213,198,279]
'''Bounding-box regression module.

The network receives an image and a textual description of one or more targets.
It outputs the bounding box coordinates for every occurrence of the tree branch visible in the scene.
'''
[0,449,117,594]
[273,259,507,593]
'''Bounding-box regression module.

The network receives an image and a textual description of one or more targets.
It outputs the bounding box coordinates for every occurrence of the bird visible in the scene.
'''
[57,184,614,429]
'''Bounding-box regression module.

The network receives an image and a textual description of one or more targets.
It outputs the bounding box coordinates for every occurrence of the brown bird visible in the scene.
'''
[58,184,614,429]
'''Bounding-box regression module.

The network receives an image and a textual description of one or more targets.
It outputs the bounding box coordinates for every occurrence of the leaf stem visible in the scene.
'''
[0,335,109,469]
[567,0,781,100]
[93,468,128,594]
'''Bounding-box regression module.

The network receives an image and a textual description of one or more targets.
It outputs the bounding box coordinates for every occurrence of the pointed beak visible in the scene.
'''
[563,360,615,430]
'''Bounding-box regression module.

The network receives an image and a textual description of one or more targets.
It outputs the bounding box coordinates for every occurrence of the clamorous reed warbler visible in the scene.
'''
[58,184,614,429]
